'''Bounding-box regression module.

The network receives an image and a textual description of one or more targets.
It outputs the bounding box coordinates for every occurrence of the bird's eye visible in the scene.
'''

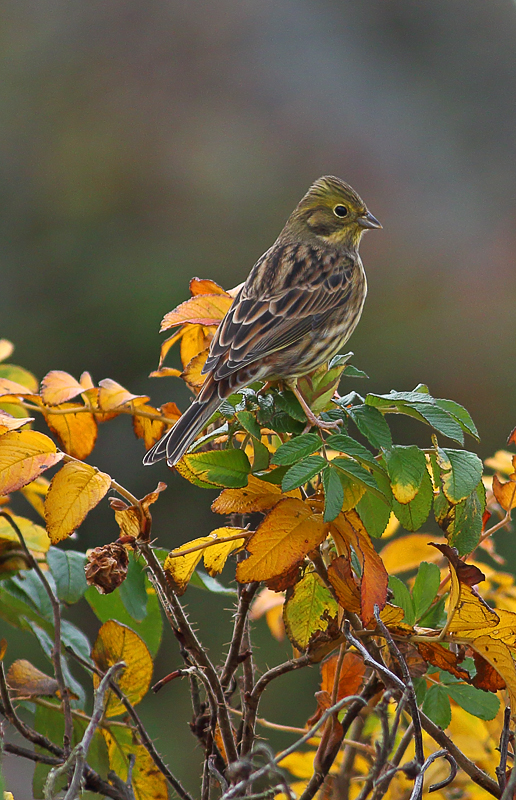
[333,205,348,218]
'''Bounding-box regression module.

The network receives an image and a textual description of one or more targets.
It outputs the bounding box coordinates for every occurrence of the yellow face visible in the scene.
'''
[289,175,381,247]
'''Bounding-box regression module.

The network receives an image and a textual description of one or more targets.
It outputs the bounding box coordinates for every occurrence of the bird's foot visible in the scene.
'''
[287,381,342,433]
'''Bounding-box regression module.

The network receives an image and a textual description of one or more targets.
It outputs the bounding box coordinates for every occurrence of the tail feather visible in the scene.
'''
[142,394,221,467]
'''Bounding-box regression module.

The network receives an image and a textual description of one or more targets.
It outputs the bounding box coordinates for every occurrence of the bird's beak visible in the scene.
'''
[357,211,382,229]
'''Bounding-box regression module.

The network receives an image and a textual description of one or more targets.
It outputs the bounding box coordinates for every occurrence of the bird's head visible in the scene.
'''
[285,175,381,249]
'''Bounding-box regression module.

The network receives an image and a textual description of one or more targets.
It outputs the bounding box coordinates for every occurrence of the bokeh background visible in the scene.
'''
[2,0,516,795]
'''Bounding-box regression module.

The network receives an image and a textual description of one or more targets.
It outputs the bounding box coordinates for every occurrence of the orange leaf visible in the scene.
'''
[132,404,166,450]
[92,620,153,716]
[157,330,184,370]
[320,651,365,701]
[43,403,98,460]
[492,472,516,512]
[182,349,209,391]
[40,370,84,405]
[148,367,182,379]
[44,461,112,543]
[189,277,227,296]
[212,474,301,515]
[97,379,149,412]
[160,293,232,331]
[469,635,516,712]
[331,510,388,625]
[327,556,361,613]
[236,498,327,583]
[180,324,214,369]
[0,430,63,495]
[416,641,470,681]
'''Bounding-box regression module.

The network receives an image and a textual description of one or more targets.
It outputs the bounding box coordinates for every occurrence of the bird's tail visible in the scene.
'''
[142,390,221,467]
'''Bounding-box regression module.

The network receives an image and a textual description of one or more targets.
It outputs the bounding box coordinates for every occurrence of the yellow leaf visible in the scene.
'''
[180,324,215,370]
[203,527,246,576]
[103,728,168,800]
[236,498,327,583]
[0,430,64,495]
[447,568,499,636]
[212,474,301,515]
[250,587,285,620]
[0,512,50,554]
[492,472,516,512]
[160,293,232,331]
[0,378,34,397]
[79,371,94,390]
[43,403,98,460]
[164,536,214,594]
[6,659,58,697]
[40,370,84,405]
[182,348,210,391]
[19,476,50,519]
[92,620,153,717]
[380,534,445,575]
[148,367,182,379]
[113,504,141,539]
[0,340,14,362]
[380,603,405,626]
[132,404,166,450]
[485,450,515,475]
[97,379,149,412]
[157,329,184,370]
[44,461,111,543]
[469,635,516,712]
[0,411,34,434]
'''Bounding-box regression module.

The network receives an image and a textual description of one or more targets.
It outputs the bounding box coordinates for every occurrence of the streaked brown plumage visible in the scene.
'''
[144,176,381,467]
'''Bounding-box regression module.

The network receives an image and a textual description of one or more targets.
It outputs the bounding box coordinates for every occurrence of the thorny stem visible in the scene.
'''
[139,542,239,765]
[0,511,73,756]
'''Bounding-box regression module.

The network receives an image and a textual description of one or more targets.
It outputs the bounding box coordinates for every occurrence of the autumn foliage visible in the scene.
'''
[1,280,516,800]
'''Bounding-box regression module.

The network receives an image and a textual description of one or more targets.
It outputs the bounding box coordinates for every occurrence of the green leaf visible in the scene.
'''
[189,569,237,595]
[236,410,262,440]
[332,458,384,499]
[392,469,433,531]
[413,677,427,705]
[7,572,54,621]
[251,438,270,472]
[435,399,479,440]
[418,596,447,629]
[119,553,148,622]
[388,575,415,626]
[384,445,427,504]
[422,684,452,729]
[325,434,377,467]
[255,465,290,485]
[272,433,323,466]
[281,455,327,492]
[446,683,499,720]
[347,405,392,450]
[342,364,368,379]
[322,465,344,522]
[47,548,87,605]
[408,402,464,445]
[448,482,486,555]
[283,570,338,650]
[412,562,441,620]
[85,584,163,657]
[439,449,483,504]
[356,489,392,539]
[179,448,251,488]
[274,390,307,422]
[27,622,86,708]
[367,389,436,407]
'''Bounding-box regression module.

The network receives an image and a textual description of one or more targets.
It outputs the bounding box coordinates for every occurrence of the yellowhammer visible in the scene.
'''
[144,176,381,467]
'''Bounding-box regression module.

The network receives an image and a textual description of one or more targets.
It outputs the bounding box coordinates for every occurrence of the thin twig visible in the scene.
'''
[496,706,512,791]
[420,710,500,797]
[0,511,74,755]
[3,742,61,767]
[65,645,195,800]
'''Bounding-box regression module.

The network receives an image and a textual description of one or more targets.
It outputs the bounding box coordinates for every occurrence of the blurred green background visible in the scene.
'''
[2,0,516,795]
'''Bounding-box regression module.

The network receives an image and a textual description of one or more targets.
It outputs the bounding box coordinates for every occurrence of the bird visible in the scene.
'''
[143,175,381,467]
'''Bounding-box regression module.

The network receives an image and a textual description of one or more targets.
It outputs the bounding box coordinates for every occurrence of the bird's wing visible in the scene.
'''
[203,244,357,381]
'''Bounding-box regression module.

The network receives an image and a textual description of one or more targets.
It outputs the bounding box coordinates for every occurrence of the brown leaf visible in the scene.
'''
[265,563,301,591]
[331,510,388,625]
[507,427,516,447]
[320,651,365,701]
[417,641,471,682]
[327,556,361,613]
[430,542,485,586]
[86,543,129,594]
[469,636,516,711]
[472,651,506,692]
[7,659,59,698]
